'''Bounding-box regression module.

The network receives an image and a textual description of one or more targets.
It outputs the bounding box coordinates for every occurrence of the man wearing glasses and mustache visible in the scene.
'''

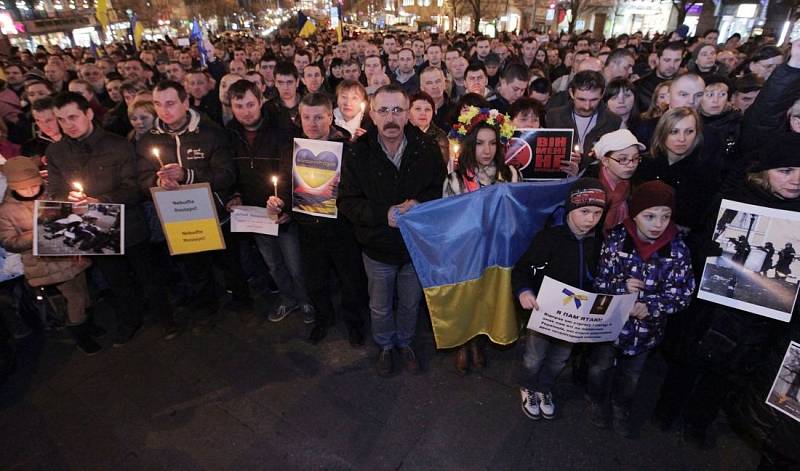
[338,84,446,378]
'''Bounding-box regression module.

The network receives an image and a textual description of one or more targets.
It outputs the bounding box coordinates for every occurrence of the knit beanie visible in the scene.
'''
[565,177,607,213]
[751,133,800,172]
[2,157,42,191]
[629,180,675,217]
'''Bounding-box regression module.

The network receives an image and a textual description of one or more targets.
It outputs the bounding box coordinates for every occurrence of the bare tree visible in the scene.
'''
[567,0,584,33]
[671,0,692,26]
[461,0,482,32]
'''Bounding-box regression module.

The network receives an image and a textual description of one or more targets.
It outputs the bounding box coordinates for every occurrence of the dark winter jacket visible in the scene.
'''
[191,92,224,126]
[46,126,148,247]
[545,103,621,165]
[136,109,236,209]
[511,223,601,299]
[227,108,284,206]
[595,224,695,356]
[634,72,670,113]
[741,63,800,157]
[338,124,446,265]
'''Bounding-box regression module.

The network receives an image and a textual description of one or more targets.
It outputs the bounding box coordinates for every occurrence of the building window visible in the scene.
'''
[403,0,414,5]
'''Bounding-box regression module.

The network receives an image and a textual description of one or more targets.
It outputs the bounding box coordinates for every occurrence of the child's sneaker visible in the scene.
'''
[535,391,556,419]
[520,387,541,420]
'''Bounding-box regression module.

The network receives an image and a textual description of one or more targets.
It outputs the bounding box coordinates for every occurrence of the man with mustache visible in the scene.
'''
[338,84,446,377]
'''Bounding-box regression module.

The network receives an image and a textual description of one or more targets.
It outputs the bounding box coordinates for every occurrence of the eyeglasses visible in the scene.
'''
[606,155,642,166]
[372,106,407,117]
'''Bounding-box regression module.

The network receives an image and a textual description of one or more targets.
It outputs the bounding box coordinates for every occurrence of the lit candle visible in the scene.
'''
[574,144,582,155]
[360,101,366,114]
[271,175,278,198]
[152,148,165,167]
[72,181,84,196]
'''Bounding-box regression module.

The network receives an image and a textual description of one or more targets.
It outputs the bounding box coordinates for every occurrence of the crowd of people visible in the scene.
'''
[0,21,799,468]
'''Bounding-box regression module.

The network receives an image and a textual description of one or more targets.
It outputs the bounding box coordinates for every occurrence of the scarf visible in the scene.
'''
[623,217,678,261]
[461,162,499,193]
[600,167,631,235]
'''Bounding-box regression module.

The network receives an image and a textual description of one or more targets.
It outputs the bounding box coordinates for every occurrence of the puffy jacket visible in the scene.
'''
[46,126,148,247]
[595,224,695,356]
[137,109,236,209]
[227,107,285,207]
[511,223,601,299]
[338,124,446,265]
[741,63,800,157]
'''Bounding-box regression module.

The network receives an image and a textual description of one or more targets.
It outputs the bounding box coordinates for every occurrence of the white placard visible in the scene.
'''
[230,205,279,236]
[526,276,637,343]
[766,341,800,423]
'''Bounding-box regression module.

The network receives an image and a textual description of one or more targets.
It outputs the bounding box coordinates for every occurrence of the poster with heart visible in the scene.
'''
[292,138,343,219]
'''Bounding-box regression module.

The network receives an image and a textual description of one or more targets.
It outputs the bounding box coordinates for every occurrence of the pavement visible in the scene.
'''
[1,292,760,470]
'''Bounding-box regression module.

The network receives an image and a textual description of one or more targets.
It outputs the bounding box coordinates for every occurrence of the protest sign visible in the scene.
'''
[698,199,800,323]
[526,276,637,343]
[150,183,225,255]
[766,341,800,423]
[230,205,279,236]
[505,129,574,180]
[34,201,125,256]
[292,138,342,218]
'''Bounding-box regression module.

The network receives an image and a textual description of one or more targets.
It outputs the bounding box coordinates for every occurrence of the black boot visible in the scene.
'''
[67,323,102,356]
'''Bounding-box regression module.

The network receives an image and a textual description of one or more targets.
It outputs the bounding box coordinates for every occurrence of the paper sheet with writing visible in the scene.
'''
[230,205,279,236]
[526,276,637,343]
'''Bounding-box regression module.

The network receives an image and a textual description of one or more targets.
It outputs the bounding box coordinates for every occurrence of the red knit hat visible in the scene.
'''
[630,180,675,217]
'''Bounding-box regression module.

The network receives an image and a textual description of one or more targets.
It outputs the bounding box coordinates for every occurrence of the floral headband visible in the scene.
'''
[448,106,515,146]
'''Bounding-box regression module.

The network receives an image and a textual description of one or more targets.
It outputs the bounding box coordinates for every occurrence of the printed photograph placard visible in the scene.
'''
[505,128,574,180]
[766,341,800,423]
[292,138,342,219]
[34,201,125,256]
[698,199,800,323]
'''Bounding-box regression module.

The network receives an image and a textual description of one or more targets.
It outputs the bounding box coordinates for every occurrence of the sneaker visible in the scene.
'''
[535,391,555,419]
[267,303,298,322]
[520,388,541,420]
[301,304,315,324]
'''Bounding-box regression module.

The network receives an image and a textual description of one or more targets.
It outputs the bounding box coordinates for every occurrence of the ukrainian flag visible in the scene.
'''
[398,181,572,348]
[298,11,317,38]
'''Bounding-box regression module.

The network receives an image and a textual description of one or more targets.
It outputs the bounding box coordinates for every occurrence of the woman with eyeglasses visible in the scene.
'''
[585,130,645,234]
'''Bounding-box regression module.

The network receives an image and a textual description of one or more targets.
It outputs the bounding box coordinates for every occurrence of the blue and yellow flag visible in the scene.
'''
[298,11,317,38]
[398,181,573,349]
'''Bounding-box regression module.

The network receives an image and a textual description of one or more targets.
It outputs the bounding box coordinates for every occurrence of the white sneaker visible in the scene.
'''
[520,388,541,420]
[535,391,555,419]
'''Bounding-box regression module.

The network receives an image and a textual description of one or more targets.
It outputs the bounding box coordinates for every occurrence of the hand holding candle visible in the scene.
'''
[68,181,88,203]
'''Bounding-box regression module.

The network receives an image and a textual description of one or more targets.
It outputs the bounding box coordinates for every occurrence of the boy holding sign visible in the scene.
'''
[511,178,607,420]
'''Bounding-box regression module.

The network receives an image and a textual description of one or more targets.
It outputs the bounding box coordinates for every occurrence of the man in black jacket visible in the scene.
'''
[137,80,250,328]
[338,84,446,377]
[226,79,314,324]
[48,92,178,343]
[545,71,621,164]
[268,92,369,346]
[634,42,684,112]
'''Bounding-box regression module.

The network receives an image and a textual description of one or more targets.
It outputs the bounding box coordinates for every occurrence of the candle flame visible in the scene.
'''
[360,101,366,113]
[271,176,278,185]
[72,182,84,193]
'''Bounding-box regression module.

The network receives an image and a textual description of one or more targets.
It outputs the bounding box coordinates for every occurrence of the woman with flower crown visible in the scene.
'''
[443,107,520,374]
[443,107,520,199]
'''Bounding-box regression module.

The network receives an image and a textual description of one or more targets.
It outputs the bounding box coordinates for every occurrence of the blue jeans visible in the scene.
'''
[519,331,573,393]
[586,343,650,412]
[254,222,309,307]
[362,254,422,349]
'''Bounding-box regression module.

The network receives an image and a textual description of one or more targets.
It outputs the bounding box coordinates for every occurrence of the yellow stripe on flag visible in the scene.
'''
[299,19,317,38]
[96,0,109,30]
[424,266,521,349]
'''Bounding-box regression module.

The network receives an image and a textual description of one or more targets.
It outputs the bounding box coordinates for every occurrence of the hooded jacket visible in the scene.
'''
[137,108,236,209]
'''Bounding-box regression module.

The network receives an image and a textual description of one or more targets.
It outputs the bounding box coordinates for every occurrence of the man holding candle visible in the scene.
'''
[46,91,174,345]
[226,79,314,324]
[269,92,369,346]
[138,80,250,331]
[338,84,446,376]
